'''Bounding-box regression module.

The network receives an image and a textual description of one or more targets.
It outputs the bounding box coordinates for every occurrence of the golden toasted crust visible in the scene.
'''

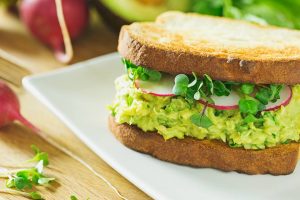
[118,11,300,84]
[109,116,299,175]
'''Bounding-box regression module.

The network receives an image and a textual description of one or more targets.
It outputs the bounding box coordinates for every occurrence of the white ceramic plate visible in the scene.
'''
[23,53,300,200]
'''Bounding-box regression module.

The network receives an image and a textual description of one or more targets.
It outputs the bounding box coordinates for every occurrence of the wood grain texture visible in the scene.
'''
[0,9,150,200]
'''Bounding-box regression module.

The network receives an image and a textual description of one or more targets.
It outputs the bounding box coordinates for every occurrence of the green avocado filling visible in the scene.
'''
[109,60,300,149]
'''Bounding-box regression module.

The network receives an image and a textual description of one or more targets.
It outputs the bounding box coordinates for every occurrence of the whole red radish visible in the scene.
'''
[0,81,39,132]
[19,0,89,62]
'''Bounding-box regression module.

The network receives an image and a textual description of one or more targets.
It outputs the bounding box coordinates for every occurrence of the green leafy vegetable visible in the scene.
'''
[255,87,272,105]
[270,84,283,103]
[6,160,55,191]
[172,74,189,96]
[14,176,32,190]
[190,113,213,128]
[190,0,300,30]
[122,59,161,82]
[191,0,223,16]
[243,114,257,123]
[30,192,43,200]
[188,72,198,87]
[238,99,259,114]
[28,145,49,166]
[240,83,254,95]
[71,196,79,200]
[203,74,214,95]
[1,145,55,200]
[238,83,283,124]
[214,80,231,96]
[173,73,218,128]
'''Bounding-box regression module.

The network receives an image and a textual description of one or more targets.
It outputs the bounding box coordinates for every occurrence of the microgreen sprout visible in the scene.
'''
[27,145,49,166]
[172,73,232,128]
[190,102,213,129]
[70,195,79,200]
[122,59,161,82]
[0,189,43,200]
[0,145,55,199]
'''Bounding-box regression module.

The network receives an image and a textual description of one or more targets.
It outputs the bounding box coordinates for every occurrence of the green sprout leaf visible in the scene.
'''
[28,145,49,166]
[172,74,189,96]
[188,72,198,87]
[255,87,272,105]
[238,99,259,114]
[190,113,213,128]
[241,83,255,95]
[30,191,43,200]
[14,176,32,190]
[214,80,231,96]
[270,84,283,103]
[70,195,79,200]
[1,145,54,200]
[243,114,257,123]
[203,74,214,95]
[6,178,15,188]
[123,59,161,82]
[143,68,162,82]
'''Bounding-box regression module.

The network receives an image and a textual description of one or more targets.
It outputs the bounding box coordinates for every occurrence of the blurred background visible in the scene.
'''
[1,0,300,85]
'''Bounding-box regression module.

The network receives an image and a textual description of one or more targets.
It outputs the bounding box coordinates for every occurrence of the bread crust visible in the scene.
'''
[118,15,300,85]
[109,116,299,175]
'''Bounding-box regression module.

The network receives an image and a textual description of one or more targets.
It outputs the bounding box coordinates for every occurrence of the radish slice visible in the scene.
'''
[198,86,292,111]
[135,75,292,111]
[265,86,292,111]
[199,91,240,110]
[135,75,175,97]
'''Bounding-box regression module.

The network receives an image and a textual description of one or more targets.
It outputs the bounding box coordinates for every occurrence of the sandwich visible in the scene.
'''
[108,11,300,175]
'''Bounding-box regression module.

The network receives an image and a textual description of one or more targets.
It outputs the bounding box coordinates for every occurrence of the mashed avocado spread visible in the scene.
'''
[110,75,300,150]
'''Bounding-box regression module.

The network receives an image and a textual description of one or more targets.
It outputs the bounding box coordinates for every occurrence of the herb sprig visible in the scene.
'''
[0,145,55,200]
[172,73,234,128]
[239,84,284,123]
[172,73,232,102]
[122,59,161,82]
[27,145,49,166]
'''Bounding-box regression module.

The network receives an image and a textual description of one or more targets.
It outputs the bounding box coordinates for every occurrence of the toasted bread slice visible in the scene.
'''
[109,116,299,175]
[118,11,300,84]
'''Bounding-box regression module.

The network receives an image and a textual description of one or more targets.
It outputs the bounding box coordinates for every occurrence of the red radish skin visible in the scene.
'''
[198,86,292,111]
[20,0,89,62]
[135,81,175,97]
[199,99,239,110]
[135,76,175,97]
[0,81,39,132]
[135,76,292,111]
[265,86,292,111]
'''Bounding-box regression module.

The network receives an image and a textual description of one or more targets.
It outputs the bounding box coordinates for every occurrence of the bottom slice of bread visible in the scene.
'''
[109,116,299,175]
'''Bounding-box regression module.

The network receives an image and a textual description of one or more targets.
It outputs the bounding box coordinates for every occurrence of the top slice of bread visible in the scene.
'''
[118,11,300,84]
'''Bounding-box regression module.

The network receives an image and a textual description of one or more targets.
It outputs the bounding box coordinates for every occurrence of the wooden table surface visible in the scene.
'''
[0,9,150,200]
